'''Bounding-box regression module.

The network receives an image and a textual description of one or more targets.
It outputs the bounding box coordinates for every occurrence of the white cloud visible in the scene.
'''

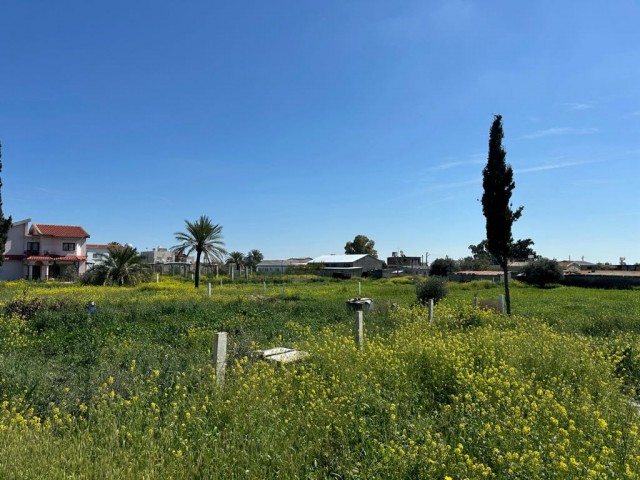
[564,102,593,111]
[431,158,484,171]
[522,127,599,139]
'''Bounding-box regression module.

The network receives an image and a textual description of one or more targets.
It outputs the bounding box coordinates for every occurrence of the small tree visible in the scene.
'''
[481,115,523,314]
[173,216,227,288]
[416,276,448,305]
[82,245,148,286]
[245,249,264,270]
[521,258,563,287]
[429,257,456,277]
[345,235,378,258]
[0,144,12,265]
[226,251,245,270]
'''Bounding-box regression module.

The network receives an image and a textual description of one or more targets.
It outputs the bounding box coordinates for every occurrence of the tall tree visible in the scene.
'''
[245,249,264,270]
[173,216,227,288]
[344,234,378,258]
[481,115,523,314]
[0,144,12,265]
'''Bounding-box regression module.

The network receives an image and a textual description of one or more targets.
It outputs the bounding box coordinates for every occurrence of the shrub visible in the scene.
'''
[416,276,448,305]
[428,257,456,277]
[520,258,563,287]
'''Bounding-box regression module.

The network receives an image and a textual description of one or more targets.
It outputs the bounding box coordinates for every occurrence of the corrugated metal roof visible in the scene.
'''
[310,254,369,264]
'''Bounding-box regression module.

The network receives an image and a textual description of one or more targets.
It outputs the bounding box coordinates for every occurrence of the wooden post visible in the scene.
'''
[212,332,228,385]
[208,282,212,296]
[428,299,434,323]
[498,294,505,314]
[354,310,364,347]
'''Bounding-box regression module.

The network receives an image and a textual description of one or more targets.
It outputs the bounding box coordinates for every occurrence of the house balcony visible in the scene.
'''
[25,249,40,256]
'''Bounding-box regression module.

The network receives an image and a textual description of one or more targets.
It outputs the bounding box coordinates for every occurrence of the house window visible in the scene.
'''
[27,242,40,253]
[63,243,76,252]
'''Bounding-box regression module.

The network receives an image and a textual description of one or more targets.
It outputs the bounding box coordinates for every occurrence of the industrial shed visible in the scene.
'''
[309,254,384,278]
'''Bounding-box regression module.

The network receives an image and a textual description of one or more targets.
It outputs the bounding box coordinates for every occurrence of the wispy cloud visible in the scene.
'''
[516,160,593,174]
[522,127,599,139]
[564,102,593,111]
[431,158,485,171]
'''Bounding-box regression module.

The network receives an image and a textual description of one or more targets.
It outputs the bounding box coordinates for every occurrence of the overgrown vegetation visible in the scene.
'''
[0,277,639,478]
[416,276,448,305]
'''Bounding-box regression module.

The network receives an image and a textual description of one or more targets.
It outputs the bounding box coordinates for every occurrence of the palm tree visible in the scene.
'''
[173,216,227,288]
[226,251,245,271]
[245,249,264,270]
[102,245,147,286]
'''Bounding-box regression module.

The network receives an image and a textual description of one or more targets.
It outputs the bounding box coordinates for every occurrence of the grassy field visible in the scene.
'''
[0,276,639,478]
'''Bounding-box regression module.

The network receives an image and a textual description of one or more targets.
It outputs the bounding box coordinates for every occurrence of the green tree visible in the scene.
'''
[0,144,12,265]
[96,245,147,287]
[345,235,378,258]
[429,257,456,277]
[521,258,563,287]
[245,249,264,270]
[512,238,536,260]
[226,251,245,270]
[482,115,523,314]
[173,216,227,288]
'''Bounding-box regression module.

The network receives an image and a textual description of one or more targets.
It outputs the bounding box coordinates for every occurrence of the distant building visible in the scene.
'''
[1,218,90,280]
[140,247,176,264]
[310,254,384,278]
[256,258,312,274]
[86,244,112,268]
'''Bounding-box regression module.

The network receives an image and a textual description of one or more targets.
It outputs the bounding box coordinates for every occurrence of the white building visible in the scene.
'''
[1,219,90,280]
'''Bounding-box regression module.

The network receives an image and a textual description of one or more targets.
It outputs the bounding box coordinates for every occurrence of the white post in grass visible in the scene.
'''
[208,282,211,296]
[216,264,219,278]
[354,310,364,347]
[281,284,286,296]
[263,281,267,291]
[231,268,235,282]
[428,299,434,324]
[498,294,505,314]
[474,292,478,307]
[358,281,361,297]
[156,273,159,283]
[212,332,228,385]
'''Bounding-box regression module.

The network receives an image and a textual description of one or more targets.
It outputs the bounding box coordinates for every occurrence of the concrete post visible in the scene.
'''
[428,299,434,323]
[281,284,286,296]
[498,294,505,314]
[156,273,159,283]
[473,293,478,307]
[354,310,364,347]
[263,281,267,291]
[358,281,361,297]
[212,332,228,385]
[208,282,211,296]
[215,264,219,278]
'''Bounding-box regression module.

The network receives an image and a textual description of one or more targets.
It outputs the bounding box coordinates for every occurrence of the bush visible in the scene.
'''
[520,258,563,287]
[428,257,456,277]
[416,276,448,305]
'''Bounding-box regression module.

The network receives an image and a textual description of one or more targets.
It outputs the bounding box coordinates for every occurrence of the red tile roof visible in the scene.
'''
[29,224,90,238]
[25,255,87,262]
[87,244,112,250]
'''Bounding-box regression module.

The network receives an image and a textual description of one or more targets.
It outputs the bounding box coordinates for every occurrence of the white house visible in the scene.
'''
[1,219,90,280]
[86,244,112,268]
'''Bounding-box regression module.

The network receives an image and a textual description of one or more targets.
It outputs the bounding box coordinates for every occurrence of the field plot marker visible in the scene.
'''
[212,332,228,385]
[428,299,434,323]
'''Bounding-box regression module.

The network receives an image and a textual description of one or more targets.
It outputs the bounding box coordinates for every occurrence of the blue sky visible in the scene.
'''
[1,1,639,264]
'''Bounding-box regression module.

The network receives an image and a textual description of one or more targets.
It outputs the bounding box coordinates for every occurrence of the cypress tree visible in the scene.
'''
[0,144,11,266]
[481,115,523,315]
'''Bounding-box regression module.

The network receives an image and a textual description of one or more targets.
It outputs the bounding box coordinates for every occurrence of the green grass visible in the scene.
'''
[0,275,639,478]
